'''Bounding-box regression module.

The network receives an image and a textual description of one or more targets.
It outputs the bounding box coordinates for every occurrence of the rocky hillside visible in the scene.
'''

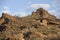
[0,8,60,40]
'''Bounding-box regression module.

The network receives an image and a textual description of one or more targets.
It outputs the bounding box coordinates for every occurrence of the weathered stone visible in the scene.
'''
[0,8,60,40]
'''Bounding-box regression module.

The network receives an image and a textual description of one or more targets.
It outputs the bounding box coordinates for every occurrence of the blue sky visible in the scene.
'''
[0,0,60,18]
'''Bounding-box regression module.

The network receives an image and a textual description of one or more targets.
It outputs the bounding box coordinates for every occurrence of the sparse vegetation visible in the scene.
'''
[0,8,60,40]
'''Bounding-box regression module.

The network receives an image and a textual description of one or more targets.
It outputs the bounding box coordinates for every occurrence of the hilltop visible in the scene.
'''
[0,8,60,40]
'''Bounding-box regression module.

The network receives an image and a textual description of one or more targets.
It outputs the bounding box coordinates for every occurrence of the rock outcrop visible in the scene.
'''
[0,8,60,40]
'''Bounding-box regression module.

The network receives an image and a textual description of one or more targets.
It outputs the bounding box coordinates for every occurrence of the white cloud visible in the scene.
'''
[48,10,60,18]
[49,10,56,14]
[2,10,10,13]
[19,12,27,17]
[48,10,58,16]
[0,6,12,17]
[3,6,10,10]
[14,11,28,17]
[2,6,10,13]
[0,6,28,17]
[28,4,50,10]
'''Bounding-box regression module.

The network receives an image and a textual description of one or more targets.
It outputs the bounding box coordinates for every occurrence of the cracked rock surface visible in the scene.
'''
[0,8,60,40]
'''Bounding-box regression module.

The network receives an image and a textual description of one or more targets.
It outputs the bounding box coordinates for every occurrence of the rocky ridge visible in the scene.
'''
[0,8,60,40]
